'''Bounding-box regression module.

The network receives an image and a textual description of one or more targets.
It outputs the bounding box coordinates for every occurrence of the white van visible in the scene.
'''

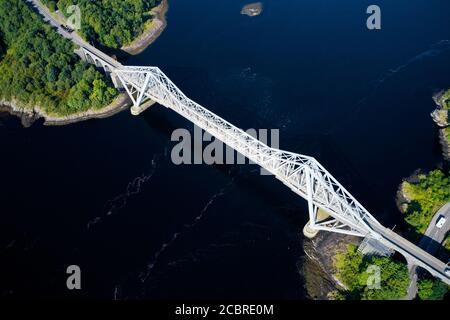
[436,216,447,229]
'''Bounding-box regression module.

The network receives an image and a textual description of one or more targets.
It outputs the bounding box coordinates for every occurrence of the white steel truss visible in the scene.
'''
[80,48,450,285]
[112,65,383,238]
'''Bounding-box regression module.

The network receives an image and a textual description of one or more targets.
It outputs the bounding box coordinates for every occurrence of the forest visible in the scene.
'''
[42,0,158,49]
[333,245,448,300]
[0,0,117,116]
[417,278,448,300]
[442,89,450,109]
[332,244,410,300]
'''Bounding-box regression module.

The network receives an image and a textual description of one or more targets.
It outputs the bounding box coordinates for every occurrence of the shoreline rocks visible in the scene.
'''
[121,0,169,55]
[301,232,360,299]
[438,129,450,160]
[0,94,131,127]
[395,170,422,214]
[431,90,450,161]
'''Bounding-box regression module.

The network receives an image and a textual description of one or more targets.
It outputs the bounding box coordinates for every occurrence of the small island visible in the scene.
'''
[240,2,263,17]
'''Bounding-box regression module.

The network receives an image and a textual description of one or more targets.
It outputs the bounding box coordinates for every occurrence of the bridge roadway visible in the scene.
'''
[28,0,450,285]
[374,225,450,285]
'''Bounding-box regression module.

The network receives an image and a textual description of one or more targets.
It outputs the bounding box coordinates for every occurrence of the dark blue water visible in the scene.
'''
[1,0,450,299]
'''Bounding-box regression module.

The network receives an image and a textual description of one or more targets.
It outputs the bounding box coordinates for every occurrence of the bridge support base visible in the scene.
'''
[131,99,156,115]
[303,221,319,239]
[111,74,124,89]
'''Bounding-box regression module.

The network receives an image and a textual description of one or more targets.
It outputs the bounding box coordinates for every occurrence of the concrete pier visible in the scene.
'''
[130,99,157,115]
[303,221,319,239]
[303,209,331,239]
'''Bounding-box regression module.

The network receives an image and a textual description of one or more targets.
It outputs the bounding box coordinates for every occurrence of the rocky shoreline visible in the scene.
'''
[397,90,450,211]
[0,94,131,127]
[395,170,421,214]
[431,90,450,161]
[121,0,169,55]
[301,232,360,299]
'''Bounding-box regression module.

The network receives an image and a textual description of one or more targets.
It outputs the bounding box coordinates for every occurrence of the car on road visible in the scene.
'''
[61,24,74,33]
[436,216,447,228]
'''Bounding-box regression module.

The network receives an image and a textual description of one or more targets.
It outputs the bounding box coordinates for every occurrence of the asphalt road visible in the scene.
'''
[405,202,450,299]
[420,203,450,253]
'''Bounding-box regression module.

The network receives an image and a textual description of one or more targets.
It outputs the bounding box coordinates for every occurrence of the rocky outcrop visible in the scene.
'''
[438,129,450,160]
[0,99,42,127]
[431,91,450,161]
[395,170,421,214]
[301,232,360,300]
[240,3,263,17]
[121,0,168,55]
[0,94,131,127]
[431,108,448,128]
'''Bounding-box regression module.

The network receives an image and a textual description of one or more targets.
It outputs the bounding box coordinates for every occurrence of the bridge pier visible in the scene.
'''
[303,221,319,239]
[110,73,124,90]
[303,208,332,239]
[130,99,157,115]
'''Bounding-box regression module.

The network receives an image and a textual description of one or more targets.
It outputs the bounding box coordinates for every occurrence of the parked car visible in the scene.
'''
[61,24,74,33]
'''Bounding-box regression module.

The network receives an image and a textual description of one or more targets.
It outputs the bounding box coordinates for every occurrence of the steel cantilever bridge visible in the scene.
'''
[80,47,450,285]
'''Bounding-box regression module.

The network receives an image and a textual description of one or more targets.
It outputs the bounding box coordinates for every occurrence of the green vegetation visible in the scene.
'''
[0,0,117,116]
[0,35,4,58]
[41,0,158,49]
[439,89,450,141]
[441,89,450,110]
[444,127,450,142]
[332,244,409,300]
[417,279,448,300]
[402,170,450,234]
[444,234,450,251]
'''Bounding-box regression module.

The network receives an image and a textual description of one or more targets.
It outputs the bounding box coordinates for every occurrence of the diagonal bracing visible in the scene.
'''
[79,47,450,284]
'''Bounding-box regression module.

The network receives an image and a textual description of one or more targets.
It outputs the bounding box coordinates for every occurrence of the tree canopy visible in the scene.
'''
[0,34,4,58]
[403,170,450,233]
[0,0,117,116]
[42,0,158,49]
[332,244,409,300]
[417,279,448,300]
[442,89,450,110]
[444,234,450,251]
